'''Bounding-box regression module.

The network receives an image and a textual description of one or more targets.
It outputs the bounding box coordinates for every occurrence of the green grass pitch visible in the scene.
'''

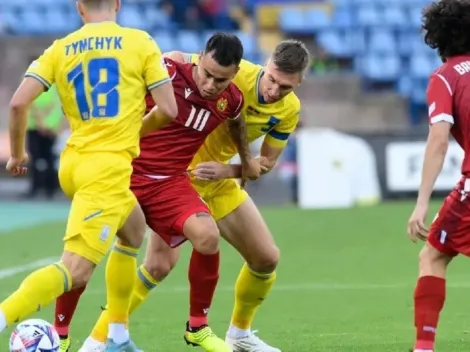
[1,201,470,351]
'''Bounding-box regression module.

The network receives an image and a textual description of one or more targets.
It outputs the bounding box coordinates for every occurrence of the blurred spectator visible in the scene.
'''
[311,48,339,74]
[25,84,63,199]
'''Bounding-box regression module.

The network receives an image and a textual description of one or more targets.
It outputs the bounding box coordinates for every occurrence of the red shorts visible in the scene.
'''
[131,173,210,247]
[428,177,470,257]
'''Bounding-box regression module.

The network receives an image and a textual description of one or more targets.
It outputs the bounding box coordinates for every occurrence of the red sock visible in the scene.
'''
[54,285,87,336]
[414,276,446,351]
[188,249,220,328]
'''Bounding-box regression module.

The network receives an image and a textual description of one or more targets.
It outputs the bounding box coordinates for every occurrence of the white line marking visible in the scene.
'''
[0,258,57,280]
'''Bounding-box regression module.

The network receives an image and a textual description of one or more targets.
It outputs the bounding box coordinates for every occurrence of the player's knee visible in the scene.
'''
[418,243,451,277]
[248,245,280,273]
[143,255,175,282]
[62,252,95,288]
[187,216,220,255]
[116,205,146,249]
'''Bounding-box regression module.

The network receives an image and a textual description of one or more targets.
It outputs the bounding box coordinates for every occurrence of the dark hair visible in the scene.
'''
[422,0,470,59]
[272,39,310,74]
[204,32,243,67]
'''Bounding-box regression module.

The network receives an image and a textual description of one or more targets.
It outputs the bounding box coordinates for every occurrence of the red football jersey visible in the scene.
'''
[427,55,470,175]
[133,58,244,176]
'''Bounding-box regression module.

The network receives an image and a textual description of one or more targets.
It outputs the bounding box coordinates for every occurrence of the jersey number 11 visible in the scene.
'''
[67,57,120,121]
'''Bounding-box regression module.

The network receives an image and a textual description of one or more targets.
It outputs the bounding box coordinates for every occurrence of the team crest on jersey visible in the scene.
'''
[217,98,228,112]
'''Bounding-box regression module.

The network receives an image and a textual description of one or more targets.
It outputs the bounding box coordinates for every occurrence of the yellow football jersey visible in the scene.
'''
[26,22,170,158]
[186,54,300,163]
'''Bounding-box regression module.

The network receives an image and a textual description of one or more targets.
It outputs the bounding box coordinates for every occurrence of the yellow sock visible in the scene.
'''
[105,242,138,325]
[92,264,158,342]
[0,263,71,327]
[231,263,276,329]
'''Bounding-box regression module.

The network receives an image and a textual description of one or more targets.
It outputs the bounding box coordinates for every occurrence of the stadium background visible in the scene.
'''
[0,0,469,351]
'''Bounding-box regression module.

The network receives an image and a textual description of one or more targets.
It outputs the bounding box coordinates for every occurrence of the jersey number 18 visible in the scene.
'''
[67,57,120,121]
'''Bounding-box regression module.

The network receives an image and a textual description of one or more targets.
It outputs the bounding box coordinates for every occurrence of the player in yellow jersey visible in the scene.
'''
[78,39,310,352]
[3,0,177,351]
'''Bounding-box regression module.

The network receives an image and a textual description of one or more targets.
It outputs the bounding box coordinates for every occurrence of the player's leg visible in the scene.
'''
[55,286,86,351]
[84,233,180,349]
[104,201,146,348]
[181,211,231,351]
[411,195,461,352]
[0,197,99,333]
[412,242,453,352]
[216,193,280,352]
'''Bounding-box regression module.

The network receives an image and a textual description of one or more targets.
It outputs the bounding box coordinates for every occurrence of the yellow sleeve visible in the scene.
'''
[25,41,58,90]
[264,107,300,148]
[142,34,171,90]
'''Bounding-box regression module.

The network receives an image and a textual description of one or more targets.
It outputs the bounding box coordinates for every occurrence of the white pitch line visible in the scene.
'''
[0,257,57,280]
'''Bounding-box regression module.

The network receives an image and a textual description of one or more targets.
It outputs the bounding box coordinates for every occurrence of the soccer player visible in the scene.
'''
[3,0,177,351]
[75,39,309,352]
[407,1,470,351]
[59,32,257,352]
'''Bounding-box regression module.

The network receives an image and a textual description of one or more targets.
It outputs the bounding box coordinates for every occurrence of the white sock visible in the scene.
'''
[228,324,250,339]
[108,323,129,345]
[0,310,6,332]
[414,349,433,352]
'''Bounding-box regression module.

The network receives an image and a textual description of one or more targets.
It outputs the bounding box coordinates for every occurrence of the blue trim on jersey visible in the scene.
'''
[25,72,51,90]
[256,69,266,104]
[148,77,170,91]
[268,130,290,140]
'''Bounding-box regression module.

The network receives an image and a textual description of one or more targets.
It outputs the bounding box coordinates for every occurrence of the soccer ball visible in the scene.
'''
[9,319,60,352]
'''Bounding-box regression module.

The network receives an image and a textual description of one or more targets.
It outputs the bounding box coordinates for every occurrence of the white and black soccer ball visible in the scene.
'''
[9,319,60,352]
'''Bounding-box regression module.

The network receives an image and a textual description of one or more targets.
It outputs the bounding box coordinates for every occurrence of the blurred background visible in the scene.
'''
[0,0,462,206]
[2,2,470,350]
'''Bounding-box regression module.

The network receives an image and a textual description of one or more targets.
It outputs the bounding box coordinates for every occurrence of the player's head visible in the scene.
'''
[195,32,243,100]
[76,0,120,22]
[422,0,470,61]
[260,39,310,103]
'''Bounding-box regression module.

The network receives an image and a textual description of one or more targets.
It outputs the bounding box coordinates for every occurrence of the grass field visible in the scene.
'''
[1,201,470,351]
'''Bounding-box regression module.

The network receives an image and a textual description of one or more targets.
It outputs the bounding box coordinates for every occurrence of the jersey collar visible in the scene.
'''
[256,69,266,104]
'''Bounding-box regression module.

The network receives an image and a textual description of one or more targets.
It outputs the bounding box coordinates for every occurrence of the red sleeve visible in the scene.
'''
[427,73,453,125]
[229,86,244,120]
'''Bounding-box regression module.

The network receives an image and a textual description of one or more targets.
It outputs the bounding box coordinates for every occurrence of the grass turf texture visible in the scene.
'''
[1,201,470,351]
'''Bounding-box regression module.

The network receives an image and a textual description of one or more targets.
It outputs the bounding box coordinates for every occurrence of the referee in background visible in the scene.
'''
[24,84,63,199]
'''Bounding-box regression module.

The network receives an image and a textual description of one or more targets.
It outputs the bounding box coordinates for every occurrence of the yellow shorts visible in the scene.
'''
[59,147,137,264]
[191,177,248,221]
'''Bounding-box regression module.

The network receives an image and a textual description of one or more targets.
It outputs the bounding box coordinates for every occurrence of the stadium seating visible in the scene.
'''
[0,0,258,61]
[278,1,439,104]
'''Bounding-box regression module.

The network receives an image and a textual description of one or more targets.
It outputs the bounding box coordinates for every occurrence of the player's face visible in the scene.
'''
[196,52,239,100]
[260,60,303,103]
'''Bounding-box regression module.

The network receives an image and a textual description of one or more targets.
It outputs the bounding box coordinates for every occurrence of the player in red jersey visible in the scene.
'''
[55,32,259,352]
[407,1,470,351]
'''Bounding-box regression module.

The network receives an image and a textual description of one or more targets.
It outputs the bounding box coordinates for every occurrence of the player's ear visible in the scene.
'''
[115,0,121,12]
[76,1,84,18]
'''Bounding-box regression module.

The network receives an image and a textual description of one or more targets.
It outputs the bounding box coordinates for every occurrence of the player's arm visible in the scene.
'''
[141,35,178,135]
[416,74,453,208]
[226,110,299,177]
[9,43,56,159]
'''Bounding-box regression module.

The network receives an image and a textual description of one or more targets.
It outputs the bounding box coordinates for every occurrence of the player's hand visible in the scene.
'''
[240,157,264,188]
[191,161,230,181]
[407,204,429,243]
[6,153,29,176]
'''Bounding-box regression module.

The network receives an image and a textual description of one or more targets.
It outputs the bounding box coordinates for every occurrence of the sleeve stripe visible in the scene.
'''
[436,74,452,96]
[430,113,454,125]
[25,72,51,89]
[268,130,290,141]
[229,113,241,120]
[147,77,171,91]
